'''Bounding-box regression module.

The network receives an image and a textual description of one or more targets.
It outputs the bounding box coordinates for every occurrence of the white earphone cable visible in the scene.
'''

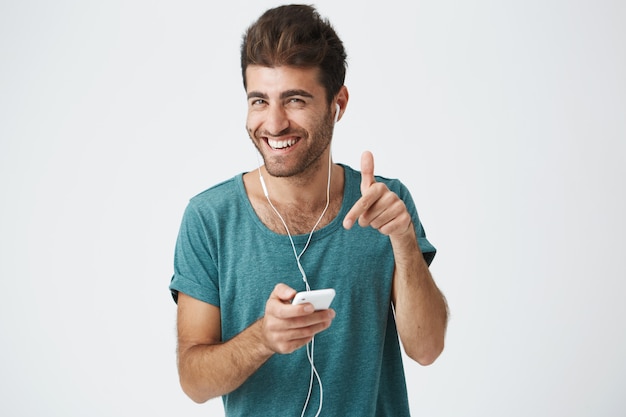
[256,104,339,417]
[259,150,330,417]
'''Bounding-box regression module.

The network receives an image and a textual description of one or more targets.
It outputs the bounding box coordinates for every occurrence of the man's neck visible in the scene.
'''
[259,163,337,209]
[243,163,345,235]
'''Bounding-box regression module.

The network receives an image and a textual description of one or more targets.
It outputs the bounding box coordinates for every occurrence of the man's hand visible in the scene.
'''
[343,151,414,238]
[261,284,335,354]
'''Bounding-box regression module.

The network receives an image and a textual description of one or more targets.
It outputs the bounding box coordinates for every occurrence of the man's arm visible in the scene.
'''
[176,285,335,403]
[389,227,448,365]
[343,151,448,365]
[176,293,272,403]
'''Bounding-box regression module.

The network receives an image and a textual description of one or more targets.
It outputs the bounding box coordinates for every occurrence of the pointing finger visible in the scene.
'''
[360,151,376,194]
[344,151,377,230]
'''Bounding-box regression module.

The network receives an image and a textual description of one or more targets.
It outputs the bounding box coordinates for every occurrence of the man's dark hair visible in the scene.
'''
[241,4,348,104]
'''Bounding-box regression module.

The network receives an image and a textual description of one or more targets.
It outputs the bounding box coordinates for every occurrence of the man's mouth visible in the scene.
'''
[267,138,299,150]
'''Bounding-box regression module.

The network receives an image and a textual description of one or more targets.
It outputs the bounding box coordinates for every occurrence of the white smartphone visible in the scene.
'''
[292,288,336,311]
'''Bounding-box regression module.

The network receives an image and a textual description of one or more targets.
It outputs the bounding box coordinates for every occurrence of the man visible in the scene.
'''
[170,5,448,416]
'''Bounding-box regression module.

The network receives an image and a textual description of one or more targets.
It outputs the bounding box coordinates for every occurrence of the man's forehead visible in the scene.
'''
[244,65,324,94]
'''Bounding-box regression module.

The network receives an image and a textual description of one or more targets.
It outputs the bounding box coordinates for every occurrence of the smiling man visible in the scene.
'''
[170,5,448,416]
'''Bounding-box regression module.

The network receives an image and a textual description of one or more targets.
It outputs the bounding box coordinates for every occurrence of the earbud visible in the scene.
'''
[334,103,340,124]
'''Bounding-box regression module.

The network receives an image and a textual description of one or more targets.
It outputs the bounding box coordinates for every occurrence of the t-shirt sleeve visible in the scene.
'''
[387,178,437,266]
[169,201,220,306]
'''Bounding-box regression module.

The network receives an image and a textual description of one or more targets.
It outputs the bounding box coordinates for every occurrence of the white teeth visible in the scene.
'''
[268,138,297,149]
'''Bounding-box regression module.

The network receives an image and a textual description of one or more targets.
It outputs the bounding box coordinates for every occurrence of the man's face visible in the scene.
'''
[245,65,334,178]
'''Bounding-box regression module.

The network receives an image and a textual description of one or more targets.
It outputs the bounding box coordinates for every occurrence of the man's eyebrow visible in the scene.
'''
[247,89,315,101]
[280,89,314,99]
[247,91,268,100]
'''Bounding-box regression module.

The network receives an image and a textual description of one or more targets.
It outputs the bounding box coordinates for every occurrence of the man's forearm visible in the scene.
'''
[178,318,274,403]
[391,228,448,365]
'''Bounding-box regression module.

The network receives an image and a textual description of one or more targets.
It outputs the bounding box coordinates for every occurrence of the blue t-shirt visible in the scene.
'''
[170,165,436,416]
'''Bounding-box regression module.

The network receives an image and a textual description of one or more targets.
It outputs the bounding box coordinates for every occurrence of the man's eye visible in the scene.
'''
[251,99,266,106]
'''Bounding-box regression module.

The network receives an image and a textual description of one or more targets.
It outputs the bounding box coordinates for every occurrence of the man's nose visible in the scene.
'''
[264,105,289,136]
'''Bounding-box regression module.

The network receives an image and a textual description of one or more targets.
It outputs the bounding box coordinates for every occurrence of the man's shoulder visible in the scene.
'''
[187,173,245,210]
[190,174,243,204]
[340,163,407,193]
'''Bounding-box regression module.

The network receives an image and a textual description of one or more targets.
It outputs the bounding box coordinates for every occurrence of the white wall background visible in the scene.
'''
[1,0,624,415]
